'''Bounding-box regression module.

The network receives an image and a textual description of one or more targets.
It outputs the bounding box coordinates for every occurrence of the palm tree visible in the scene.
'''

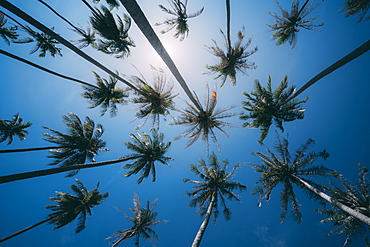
[129,66,177,129]
[206,27,258,87]
[106,193,167,247]
[83,72,129,117]
[250,135,370,225]
[0,129,171,184]
[0,113,108,177]
[316,164,370,246]
[0,12,18,45]
[123,129,172,184]
[267,0,324,48]
[155,0,204,41]
[183,153,247,247]
[120,0,203,111]
[240,75,308,143]
[172,85,236,149]
[0,179,108,243]
[340,0,370,22]
[89,5,134,58]
[0,113,32,145]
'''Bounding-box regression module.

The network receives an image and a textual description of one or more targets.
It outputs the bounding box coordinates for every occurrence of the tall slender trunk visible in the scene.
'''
[191,193,216,247]
[120,0,203,112]
[279,39,370,107]
[0,156,142,184]
[0,217,54,243]
[111,232,135,247]
[0,49,98,89]
[293,175,370,226]
[225,0,231,53]
[81,0,100,16]
[0,1,143,94]
[0,146,61,154]
[297,0,310,18]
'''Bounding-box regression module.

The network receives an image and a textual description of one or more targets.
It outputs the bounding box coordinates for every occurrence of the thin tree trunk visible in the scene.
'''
[81,0,99,16]
[297,0,310,18]
[0,1,143,94]
[191,193,216,247]
[0,49,98,89]
[279,39,370,107]
[0,217,52,243]
[0,156,142,184]
[0,146,60,154]
[225,0,231,53]
[120,0,203,112]
[111,232,134,247]
[294,175,370,226]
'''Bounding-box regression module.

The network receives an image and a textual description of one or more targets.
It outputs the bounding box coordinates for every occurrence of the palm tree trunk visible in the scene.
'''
[297,0,310,18]
[0,49,99,89]
[294,175,370,226]
[279,39,370,107]
[0,156,142,184]
[191,193,216,247]
[0,1,143,94]
[111,232,134,247]
[119,0,203,112]
[0,146,60,154]
[226,0,231,53]
[0,217,54,243]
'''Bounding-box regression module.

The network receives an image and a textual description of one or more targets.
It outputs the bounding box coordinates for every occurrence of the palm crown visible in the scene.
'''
[123,129,172,184]
[250,135,331,223]
[240,75,308,143]
[107,193,166,247]
[0,113,32,145]
[42,113,108,176]
[83,72,129,117]
[0,12,18,45]
[340,0,370,22]
[156,0,204,41]
[267,0,324,48]
[46,179,109,233]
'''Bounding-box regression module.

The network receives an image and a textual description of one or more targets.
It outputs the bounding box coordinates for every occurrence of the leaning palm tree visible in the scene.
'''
[120,0,203,111]
[240,75,308,143]
[316,164,370,246]
[123,129,173,184]
[206,27,258,87]
[0,129,172,184]
[89,5,134,58]
[155,0,204,41]
[129,66,177,129]
[0,113,32,145]
[250,135,370,225]
[183,153,247,247]
[0,12,18,45]
[267,0,324,48]
[107,193,167,247]
[83,72,129,117]
[0,179,109,243]
[172,85,236,149]
[340,0,370,22]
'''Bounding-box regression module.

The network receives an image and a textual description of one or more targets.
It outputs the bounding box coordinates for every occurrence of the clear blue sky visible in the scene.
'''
[0,0,369,246]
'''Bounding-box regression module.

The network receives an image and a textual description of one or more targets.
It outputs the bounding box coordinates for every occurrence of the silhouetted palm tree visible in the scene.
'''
[0,113,32,145]
[0,12,18,45]
[123,129,172,184]
[129,66,177,129]
[206,27,258,87]
[240,75,308,143]
[183,153,247,247]
[107,193,166,247]
[316,164,370,246]
[173,85,236,149]
[0,179,108,243]
[267,0,323,48]
[83,72,129,117]
[340,0,370,22]
[155,0,204,41]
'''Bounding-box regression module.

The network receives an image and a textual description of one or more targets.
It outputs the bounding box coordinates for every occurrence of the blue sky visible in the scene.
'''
[0,0,369,246]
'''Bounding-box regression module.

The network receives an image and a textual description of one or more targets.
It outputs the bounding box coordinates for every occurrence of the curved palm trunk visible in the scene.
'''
[0,1,143,94]
[192,193,216,247]
[0,156,142,184]
[0,146,60,154]
[225,0,231,53]
[0,217,54,243]
[279,39,370,107]
[111,233,135,247]
[120,0,203,112]
[0,49,98,89]
[294,175,370,226]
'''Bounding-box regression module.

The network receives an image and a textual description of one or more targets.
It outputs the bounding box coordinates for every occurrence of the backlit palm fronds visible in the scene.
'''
[340,0,370,22]
[0,113,32,145]
[0,12,18,45]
